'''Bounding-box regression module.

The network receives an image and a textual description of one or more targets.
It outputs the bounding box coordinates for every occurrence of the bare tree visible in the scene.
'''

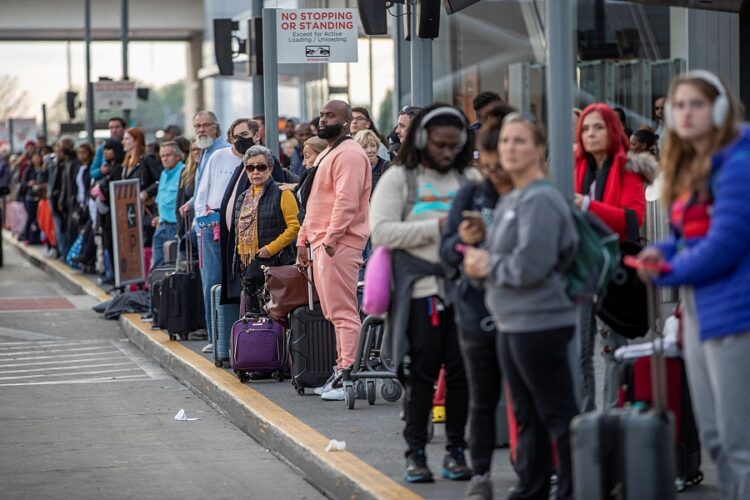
[0,75,31,123]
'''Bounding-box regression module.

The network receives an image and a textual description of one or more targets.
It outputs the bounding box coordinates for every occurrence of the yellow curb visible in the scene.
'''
[4,231,421,500]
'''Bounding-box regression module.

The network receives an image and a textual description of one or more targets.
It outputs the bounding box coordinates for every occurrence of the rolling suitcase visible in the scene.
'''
[617,349,703,490]
[571,283,677,500]
[163,238,178,265]
[211,284,240,368]
[164,234,205,340]
[231,314,288,383]
[288,245,337,395]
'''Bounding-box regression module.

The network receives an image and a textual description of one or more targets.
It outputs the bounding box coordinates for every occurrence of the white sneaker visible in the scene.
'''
[321,387,346,401]
[313,370,337,395]
[201,343,214,354]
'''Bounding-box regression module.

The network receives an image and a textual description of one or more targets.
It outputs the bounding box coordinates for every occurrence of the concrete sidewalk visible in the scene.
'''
[4,232,720,500]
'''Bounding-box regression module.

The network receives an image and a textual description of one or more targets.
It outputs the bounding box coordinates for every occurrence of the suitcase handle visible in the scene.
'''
[647,282,668,413]
[306,242,314,310]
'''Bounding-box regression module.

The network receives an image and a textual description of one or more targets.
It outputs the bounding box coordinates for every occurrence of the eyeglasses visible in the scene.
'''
[351,116,369,122]
[194,122,217,130]
[244,163,269,172]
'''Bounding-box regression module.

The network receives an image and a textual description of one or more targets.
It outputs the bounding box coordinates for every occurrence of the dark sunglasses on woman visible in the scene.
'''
[245,163,269,172]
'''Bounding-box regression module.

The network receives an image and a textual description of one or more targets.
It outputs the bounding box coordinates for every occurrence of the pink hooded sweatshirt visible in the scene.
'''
[298,138,372,251]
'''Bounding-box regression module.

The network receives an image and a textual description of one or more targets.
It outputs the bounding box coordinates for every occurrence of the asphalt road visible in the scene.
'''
[0,246,324,500]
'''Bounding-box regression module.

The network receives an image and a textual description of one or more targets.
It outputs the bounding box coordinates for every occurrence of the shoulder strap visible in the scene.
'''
[402,167,418,221]
[312,135,352,169]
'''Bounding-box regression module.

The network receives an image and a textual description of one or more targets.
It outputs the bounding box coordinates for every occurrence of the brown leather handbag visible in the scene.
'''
[262,265,318,321]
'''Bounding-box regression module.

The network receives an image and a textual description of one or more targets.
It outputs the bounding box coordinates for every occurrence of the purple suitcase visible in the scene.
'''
[231,315,288,383]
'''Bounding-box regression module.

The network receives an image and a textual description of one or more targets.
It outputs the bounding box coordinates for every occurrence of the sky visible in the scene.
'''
[1,41,187,122]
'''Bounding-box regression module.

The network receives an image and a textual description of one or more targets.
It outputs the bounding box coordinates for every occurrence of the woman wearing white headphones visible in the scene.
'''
[637,70,750,500]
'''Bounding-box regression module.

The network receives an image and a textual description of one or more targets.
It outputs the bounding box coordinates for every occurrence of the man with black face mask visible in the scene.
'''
[296,100,372,401]
[370,104,473,484]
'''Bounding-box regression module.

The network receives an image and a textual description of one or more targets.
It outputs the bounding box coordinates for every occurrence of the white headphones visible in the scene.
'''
[664,70,729,129]
[413,107,468,150]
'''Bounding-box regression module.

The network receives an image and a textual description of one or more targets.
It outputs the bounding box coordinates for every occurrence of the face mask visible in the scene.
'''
[234,137,255,155]
[317,122,344,139]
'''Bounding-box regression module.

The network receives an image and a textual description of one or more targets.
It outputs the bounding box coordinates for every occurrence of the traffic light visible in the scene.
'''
[65,91,78,121]
[358,0,389,35]
[214,19,237,76]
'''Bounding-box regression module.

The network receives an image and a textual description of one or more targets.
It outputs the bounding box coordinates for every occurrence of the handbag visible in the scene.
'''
[262,264,319,321]
[596,209,649,339]
[361,246,391,316]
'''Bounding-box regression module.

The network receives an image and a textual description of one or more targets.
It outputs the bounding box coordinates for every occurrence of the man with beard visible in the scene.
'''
[369,104,472,483]
[179,110,230,218]
[296,100,372,401]
[190,118,258,350]
[90,117,126,181]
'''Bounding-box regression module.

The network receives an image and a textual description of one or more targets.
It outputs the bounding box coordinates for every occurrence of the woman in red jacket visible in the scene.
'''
[574,103,650,411]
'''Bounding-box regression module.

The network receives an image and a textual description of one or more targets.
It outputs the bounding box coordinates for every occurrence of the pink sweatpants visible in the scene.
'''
[311,243,362,369]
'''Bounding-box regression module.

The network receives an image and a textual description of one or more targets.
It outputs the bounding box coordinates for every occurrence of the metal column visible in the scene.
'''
[121,0,130,123]
[84,0,95,143]
[252,0,264,115]
[262,8,279,157]
[545,0,575,198]
[41,104,48,140]
[409,1,433,107]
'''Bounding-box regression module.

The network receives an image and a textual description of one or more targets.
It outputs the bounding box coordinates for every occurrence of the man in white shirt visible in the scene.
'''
[193,118,258,353]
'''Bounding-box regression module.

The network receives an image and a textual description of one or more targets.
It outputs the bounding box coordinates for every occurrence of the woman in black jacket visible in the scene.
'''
[439,110,514,500]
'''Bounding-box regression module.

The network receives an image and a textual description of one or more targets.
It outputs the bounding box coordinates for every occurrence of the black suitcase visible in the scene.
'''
[163,232,205,339]
[163,238,178,265]
[288,246,337,395]
[149,263,175,319]
[571,283,677,500]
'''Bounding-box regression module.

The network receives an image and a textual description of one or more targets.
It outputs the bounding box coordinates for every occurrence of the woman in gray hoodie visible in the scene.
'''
[464,113,579,500]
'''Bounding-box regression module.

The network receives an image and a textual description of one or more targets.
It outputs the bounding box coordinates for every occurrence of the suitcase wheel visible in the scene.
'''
[355,379,366,399]
[237,371,250,383]
[296,387,305,396]
[381,379,403,403]
[366,380,376,406]
[214,359,224,368]
[345,384,356,410]
[273,370,285,382]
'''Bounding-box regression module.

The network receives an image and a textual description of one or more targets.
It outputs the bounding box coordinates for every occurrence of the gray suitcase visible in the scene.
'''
[571,283,676,500]
[163,238,178,265]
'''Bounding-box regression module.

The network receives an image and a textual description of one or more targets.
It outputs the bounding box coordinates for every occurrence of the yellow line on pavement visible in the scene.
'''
[4,232,421,500]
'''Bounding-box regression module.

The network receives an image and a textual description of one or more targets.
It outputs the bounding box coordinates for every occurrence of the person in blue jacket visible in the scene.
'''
[637,70,750,500]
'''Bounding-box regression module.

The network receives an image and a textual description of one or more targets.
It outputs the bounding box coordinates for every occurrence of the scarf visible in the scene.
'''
[236,185,263,267]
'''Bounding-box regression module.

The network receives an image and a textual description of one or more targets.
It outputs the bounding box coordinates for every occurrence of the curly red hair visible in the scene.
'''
[574,103,630,161]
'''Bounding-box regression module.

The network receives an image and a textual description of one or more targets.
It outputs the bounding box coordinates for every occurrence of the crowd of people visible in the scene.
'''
[1,69,749,500]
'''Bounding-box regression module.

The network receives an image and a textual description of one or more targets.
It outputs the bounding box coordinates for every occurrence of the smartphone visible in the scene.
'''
[623,255,672,273]
[461,210,483,222]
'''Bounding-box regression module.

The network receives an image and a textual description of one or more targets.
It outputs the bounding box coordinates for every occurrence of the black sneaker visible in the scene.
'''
[464,473,493,499]
[404,449,434,483]
[442,448,472,481]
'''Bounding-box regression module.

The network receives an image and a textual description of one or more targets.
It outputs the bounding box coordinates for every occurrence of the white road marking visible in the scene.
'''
[0,361,135,374]
[0,367,143,381]
[0,374,153,387]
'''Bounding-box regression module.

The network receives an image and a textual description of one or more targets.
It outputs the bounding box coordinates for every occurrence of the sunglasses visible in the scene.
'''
[244,163,269,172]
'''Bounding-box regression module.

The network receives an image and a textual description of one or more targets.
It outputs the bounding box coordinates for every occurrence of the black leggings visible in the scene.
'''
[459,332,502,475]
[498,327,578,500]
[402,297,468,455]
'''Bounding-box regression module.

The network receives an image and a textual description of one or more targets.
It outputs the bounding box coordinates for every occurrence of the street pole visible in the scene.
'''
[85,0,95,144]
[251,0,264,115]
[8,119,14,154]
[41,104,48,141]
[262,8,279,157]
[121,0,130,124]
[409,0,433,107]
[546,0,575,198]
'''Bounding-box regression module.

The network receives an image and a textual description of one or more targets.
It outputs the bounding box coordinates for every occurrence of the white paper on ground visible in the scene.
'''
[174,409,200,421]
[325,439,346,452]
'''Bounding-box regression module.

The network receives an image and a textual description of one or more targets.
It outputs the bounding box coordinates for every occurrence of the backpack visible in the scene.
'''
[530,180,620,302]
[565,208,620,303]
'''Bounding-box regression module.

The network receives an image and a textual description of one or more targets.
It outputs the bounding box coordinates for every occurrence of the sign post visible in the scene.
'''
[109,179,145,288]
[94,80,137,113]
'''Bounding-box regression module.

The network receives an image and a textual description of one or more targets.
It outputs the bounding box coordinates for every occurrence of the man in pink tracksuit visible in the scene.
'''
[297,100,372,401]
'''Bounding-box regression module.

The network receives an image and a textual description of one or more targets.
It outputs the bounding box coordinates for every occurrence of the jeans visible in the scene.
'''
[498,327,578,500]
[459,331,502,476]
[402,298,468,456]
[682,287,750,500]
[52,210,68,258]
[151,222,177,270]
[199,226,222,341]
